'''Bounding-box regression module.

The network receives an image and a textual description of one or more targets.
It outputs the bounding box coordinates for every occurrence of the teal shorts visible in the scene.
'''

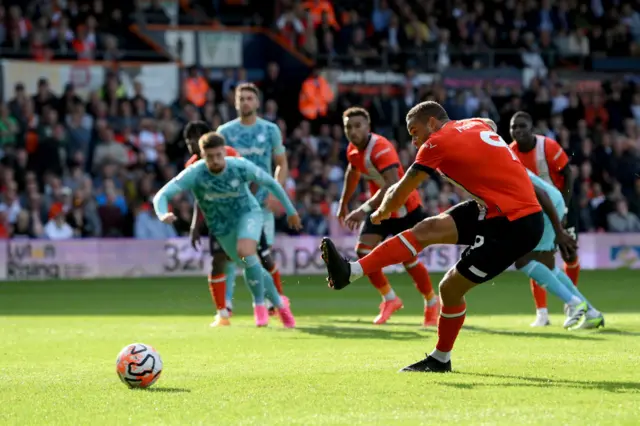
[534,203,565,252]
[215,211,264,265]
[262,208,275,247]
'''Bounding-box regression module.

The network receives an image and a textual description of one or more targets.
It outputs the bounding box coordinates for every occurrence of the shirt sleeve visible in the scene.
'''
[545,139,569,171]
[241,159,296,216]
[370,141,400,173]
[271,124,286,156]
[152,166,197,217]
[412,136,445,174]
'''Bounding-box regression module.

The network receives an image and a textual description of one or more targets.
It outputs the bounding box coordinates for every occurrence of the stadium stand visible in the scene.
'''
[0,0,639,241]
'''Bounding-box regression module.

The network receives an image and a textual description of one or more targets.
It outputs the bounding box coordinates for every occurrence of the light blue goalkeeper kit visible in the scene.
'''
[217,117,286,305]
[153,157,296,306]
[519,169,596,316]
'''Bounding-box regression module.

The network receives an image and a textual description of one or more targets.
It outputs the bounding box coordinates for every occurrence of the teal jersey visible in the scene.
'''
[153,157,296,237]
[527,169,566,215]
[216,117,285,204]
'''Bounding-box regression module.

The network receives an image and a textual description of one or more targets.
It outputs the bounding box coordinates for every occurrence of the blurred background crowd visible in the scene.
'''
[0,0,639,242]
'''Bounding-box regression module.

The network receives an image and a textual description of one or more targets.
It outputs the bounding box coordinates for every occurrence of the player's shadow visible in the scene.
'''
[143,387,191,393]
[296,325,428,341]
[442,372,640,394]
[463,325,604,341]
[597,328,640,337]
[334,319,424,328]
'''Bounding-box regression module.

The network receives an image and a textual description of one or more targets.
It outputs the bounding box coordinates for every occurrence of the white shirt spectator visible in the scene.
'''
[44,220,74,240]
[0,198,21,224]
[137,129,164,163]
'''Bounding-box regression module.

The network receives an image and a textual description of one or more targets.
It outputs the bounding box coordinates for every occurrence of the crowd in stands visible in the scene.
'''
[277,0,638,70]
[0,0,639,241]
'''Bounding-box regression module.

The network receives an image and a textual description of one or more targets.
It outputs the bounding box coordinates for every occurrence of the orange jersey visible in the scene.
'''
[414,119,541,221]
[347,133,422,217]
[509,135,568,190]
[184,146,239,168]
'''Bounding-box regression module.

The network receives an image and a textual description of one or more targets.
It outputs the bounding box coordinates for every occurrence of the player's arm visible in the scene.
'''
[532,184,564,235]
[362,166,399,211]
[372,165,429,223]
[153,167,196,223]
[272,126,288,185]
[243,159,301,230]
[190,200,203,230]
[338,164,360,210]
[559,164,574,206]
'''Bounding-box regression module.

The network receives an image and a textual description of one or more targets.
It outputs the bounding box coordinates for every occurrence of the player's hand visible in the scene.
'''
[287,213,302,231]
[555,229,578,259]
[159,212,177,224]
[189,226,201,250]
[370,207,391,225]
[344,208,367,231]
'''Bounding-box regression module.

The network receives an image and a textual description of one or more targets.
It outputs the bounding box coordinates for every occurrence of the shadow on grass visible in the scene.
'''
[142,387,191,393]
[296,325,430,341]
[597,328,640,337]
[331,320,603,341]
[441,372,640,393]
[463,325,605,341]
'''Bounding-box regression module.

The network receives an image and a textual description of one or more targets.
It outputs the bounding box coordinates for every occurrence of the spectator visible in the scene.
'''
[607,199,640,232]
[44,202,74,240]
[0,103,19,148]
[134,202,177,239]
[299,68,334,122]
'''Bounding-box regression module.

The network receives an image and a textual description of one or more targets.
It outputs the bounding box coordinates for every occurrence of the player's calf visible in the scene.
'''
[403,258,438,326]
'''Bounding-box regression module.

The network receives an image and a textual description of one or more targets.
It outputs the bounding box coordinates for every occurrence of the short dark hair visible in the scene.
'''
[512,111,532,123]
[184,121,211,141]
[235,82,260,97]
[199,132,226,149]
[342,107,370,122]
[406,101,449,123]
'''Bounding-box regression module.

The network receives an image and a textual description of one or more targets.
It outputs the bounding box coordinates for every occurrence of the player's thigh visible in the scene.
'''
[442,200,484,246]
[216,232,243,265]
[236,211,264,258]
[411,202,478,246]
[515,250,555,270]
[457,212,544,284]
[385,206,426,236]
[534,213,556,252]
[261,209,275,247]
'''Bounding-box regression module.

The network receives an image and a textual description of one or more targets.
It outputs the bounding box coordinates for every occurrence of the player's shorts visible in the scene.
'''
[447,200,544,284]
[214,211,264,266]
[210,231,270,259]
[534,199,566,252]
[361,206,427,237]
[261,208,275,247]
[564,196,579,242]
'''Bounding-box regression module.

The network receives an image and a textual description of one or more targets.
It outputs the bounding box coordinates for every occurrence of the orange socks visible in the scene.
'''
[403,258,434,300]
[269,267,284,295]
[358,230,424,276]
[564,259,580,286]
[436,303,466,352]
[356,243,392,295]
[530,279,548,309]
[208,274,227,311]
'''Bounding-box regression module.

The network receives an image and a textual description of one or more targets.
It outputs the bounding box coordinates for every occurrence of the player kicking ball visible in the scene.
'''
[154,132,301,328]
[321,102,546,372]
[338,107,438,326]
[516,168,605,330]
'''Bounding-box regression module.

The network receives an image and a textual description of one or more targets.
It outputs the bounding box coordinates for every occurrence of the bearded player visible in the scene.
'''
[156,132,300,328]
[509,111,579,327]
[338,107,438,326]
[321,102,552,372]
[184,121,240,326]
[216,83,288,315]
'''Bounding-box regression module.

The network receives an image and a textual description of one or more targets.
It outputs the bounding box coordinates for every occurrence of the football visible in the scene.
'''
[115,343,163,389]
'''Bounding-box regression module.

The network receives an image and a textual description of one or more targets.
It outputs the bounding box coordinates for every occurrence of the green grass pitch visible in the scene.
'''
[1,270,639,425]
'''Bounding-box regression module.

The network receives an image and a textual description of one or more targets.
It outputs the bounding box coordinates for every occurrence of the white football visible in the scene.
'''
[116,343,163,389]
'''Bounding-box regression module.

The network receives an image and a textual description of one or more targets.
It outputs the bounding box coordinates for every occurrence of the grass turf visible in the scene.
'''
[0,270,639,425]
